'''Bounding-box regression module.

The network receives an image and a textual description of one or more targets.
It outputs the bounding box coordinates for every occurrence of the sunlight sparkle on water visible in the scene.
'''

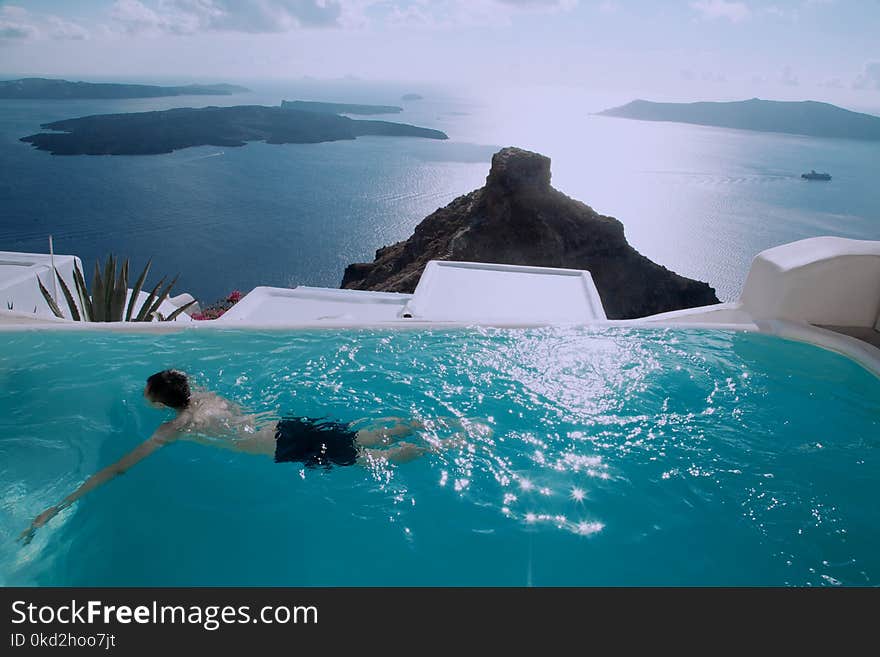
[574,521,604,536]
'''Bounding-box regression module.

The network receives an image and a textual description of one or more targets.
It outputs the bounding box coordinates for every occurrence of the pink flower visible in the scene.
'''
[227,290,242,303]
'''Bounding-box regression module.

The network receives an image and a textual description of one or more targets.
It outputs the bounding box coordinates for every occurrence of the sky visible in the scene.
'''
[1,0,879,109]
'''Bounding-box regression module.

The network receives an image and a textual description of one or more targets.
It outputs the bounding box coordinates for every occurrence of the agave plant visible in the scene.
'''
[37,256,196,322]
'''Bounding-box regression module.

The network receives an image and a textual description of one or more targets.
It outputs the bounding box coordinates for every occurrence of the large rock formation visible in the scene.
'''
[341,147,719,319]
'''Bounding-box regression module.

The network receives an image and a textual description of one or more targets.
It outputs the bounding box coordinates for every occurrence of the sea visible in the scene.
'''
[1,79,878,305]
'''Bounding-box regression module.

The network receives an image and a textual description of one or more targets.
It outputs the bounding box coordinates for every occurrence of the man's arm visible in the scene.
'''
[19,423,179,544]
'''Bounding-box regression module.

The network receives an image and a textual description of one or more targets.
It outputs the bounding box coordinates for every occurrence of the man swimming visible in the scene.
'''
[20,369,436,544]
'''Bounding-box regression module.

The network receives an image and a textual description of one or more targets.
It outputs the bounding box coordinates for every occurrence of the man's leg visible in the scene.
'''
[360,442,426,464]
[355,418,423,447]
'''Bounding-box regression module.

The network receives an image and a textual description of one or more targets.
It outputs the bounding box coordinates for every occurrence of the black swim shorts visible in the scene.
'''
[274,417,360,468]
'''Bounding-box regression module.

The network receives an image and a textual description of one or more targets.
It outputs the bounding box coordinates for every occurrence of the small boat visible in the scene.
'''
[801,170,831,181]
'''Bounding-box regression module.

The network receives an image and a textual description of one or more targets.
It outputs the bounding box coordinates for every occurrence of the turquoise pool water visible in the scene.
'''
[1,327,878,586]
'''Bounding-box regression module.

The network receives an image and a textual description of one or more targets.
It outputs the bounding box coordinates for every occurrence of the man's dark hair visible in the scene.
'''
[146,370,191,409]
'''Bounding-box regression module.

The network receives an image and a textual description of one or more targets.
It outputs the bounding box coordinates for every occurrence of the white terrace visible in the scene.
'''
[1,236,879,376]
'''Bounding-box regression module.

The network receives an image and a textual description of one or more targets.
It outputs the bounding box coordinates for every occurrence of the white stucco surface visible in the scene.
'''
[0,251,81,318]
[403,261,607,323]
[219,286,412,323]
[739,237,880,327]
[641,302,756,326]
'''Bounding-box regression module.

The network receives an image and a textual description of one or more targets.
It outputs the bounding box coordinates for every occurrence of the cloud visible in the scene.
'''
[678,68,727,83]
[383,0,577,29]
[110,0,190,34]
[0,5,36,39]
[779,65,798,86]
[680,69,727,83]
[0,5,89,41]
[495,0,577,8]
[47,16,90,40]
[0,5,29,19]
[0,21,35,39]
[111,0,346,35]
[110,0,581,35]
[385,2,493,28]
[690,0,751,22]
[853,61,880,91]
[701,70,727,83]
[759,5,785,17]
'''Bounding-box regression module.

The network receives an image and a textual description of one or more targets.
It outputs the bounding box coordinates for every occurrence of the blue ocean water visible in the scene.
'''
[1,80,878,304]
[1,327,878,585]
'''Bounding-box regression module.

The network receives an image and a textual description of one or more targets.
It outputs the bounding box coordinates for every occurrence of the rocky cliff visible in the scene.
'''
[341,147,719,319]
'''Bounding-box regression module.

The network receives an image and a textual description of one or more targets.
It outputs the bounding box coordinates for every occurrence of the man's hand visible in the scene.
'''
[16,428,175,548]
[18,505,60,545]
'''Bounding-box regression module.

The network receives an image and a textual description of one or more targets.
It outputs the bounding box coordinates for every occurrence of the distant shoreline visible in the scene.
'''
[20,104,448,155]
[598,98,880,141]
[281,100,403,115]
[0,78,250,100]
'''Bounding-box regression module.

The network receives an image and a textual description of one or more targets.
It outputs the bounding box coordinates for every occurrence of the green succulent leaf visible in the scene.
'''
[42,255,187,323]
[53,267,81,321]
[126,259,151,322]
[103,255,115,319]
[135,277,166,322]
[72,262,93,321]
[145,275,178,321]
[92,261,105,322]
[36,275,64,319]
[164,299,197,322]
[110,259,128,321]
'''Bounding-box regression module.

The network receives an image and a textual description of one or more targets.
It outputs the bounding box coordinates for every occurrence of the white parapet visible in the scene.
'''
[221,262,607,325]
[739,236,880,327]
[402,261,607,323]
[219,286,413,323]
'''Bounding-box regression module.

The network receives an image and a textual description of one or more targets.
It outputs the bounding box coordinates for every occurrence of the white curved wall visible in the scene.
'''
[739,237,880,327]
[0,252,81,318]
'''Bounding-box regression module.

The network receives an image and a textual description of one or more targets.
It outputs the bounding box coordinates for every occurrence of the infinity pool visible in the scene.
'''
[1,327,878,586]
